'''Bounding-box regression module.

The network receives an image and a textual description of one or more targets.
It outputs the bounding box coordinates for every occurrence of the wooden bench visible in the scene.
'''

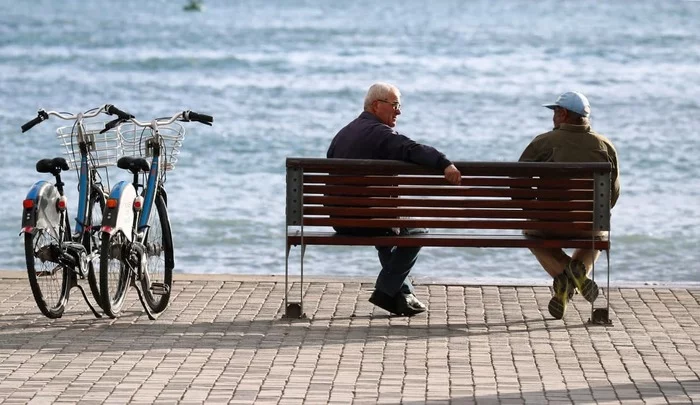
[285,157,613,324]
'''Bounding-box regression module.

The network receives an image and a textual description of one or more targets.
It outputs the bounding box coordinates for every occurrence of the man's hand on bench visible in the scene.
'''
[444,164,462,185]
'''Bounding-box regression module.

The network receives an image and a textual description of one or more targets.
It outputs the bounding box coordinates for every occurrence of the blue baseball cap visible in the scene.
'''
[543,91,591,117]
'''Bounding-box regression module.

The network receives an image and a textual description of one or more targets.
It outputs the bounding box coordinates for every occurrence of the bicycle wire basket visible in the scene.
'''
[56,122,123,170]
[118,122,185,171]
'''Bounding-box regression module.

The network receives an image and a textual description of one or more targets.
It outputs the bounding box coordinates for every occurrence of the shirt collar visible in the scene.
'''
[558,123,591,132]
[359,111,382,123]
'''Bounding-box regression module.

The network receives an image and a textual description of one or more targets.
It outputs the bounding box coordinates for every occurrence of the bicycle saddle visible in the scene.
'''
[117,156,150,174]
[36,157,69,175]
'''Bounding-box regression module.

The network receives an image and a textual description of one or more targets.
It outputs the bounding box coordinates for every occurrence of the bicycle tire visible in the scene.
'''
[140,193,173,314]
[85,188,106,306]
[99,230,131,318]
[25,212,70,319]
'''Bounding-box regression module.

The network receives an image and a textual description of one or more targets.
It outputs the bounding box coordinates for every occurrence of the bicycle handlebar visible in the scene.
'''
[126,110,214,128]
[21,104,134,133]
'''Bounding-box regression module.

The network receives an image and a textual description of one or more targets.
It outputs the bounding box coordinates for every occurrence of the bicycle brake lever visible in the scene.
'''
[100,117,123,134]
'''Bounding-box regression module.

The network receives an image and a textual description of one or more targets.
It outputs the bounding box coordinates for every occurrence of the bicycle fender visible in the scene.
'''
[101,181,136,241]
[21,180,61,234]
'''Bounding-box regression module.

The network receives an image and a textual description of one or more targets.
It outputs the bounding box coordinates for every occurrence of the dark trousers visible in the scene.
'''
[334,227,428,297]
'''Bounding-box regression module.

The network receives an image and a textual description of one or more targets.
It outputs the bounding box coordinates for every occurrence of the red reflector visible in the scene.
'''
[106,198,118,209]
[133,201,142,209]
[57,197,67,210]
[101,226,113,233]
[23,199,34,209]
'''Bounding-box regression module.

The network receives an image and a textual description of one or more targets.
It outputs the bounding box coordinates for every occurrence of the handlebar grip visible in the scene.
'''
[186,111,213,125]
[106,104,134,120]
[21,110,49,133]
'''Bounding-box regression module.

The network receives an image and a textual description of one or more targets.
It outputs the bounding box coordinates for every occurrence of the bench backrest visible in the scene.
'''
[286,158,612,235]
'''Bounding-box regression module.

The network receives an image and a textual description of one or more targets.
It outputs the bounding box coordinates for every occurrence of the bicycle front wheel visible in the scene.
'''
[25,214,70,319]
[99,231,131,318]
[85,188,106,306]
[140,193,173,314]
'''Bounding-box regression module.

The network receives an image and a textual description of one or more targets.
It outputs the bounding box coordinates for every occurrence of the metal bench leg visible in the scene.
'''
[284,242,291,315]
[283,240,306,319]
[587,249,612,326]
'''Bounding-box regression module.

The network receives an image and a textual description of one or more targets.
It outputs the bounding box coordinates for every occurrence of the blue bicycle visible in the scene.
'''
[20,105,133,318]
[99,110,212,319]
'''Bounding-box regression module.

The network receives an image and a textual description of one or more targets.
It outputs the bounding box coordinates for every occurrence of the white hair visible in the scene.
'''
[363,82,401,111]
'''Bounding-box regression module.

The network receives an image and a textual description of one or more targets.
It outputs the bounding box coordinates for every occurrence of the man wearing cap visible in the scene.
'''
[327,82,462,317]
[519,91,621,320]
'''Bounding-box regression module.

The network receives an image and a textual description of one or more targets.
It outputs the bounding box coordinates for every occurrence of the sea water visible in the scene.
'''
[1,0,698,283]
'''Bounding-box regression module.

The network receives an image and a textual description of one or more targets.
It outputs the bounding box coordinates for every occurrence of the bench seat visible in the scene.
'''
[287,231,609,250]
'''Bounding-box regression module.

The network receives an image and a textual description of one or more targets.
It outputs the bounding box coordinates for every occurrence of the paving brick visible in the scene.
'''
[0,274,699,404]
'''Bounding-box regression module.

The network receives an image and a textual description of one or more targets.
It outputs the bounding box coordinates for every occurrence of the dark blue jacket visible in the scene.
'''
[327,112,452,170]
[326,112,452,236]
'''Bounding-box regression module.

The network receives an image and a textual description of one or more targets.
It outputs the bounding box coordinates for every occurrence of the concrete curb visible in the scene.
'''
[2,269,698,289]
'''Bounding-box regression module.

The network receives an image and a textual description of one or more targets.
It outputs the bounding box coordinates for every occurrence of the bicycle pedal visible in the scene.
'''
[149,282,170,295]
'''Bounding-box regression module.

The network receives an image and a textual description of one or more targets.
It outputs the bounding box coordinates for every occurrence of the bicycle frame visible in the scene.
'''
[138,126,165,235]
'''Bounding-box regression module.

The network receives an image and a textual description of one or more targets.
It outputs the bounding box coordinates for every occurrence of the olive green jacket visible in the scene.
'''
[519,123,620,207]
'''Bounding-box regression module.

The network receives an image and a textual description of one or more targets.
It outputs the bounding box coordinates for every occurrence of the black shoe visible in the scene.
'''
[369,290,399,315]
[394,294,422,317]
[403,293,427,312]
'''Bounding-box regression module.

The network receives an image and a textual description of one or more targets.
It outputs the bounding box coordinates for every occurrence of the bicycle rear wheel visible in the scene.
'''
[85,188,106,305]
[140,193,173,314]
[25,213,70,319]
[99,231,131,318]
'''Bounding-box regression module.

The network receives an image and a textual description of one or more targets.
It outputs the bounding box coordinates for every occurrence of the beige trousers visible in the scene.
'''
[524,230,607,278]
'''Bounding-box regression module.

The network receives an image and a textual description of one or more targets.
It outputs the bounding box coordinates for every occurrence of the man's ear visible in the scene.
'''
[368,100,378,114]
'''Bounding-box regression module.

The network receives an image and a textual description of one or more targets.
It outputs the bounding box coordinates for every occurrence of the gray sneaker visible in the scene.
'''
[548,273,572,320]
[565,260,599,303]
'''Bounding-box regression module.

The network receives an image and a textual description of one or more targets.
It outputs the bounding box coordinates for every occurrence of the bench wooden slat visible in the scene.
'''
[304,217,594,231]
[303,206,593,221]
[303,184,593,199]
[304,195,594,210]
[287,231,609,250]
[288,158,610,177]
[303,174,594,189]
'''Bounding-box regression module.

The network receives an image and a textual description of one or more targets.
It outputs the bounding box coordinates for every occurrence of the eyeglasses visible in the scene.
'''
[377,99,401,110]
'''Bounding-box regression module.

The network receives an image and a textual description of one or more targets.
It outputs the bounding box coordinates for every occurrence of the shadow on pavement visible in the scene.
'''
[0,313,589,353]
[397,377,694,404]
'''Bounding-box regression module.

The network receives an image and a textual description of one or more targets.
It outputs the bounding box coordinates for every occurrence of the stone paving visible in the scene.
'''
[0,270,699,404]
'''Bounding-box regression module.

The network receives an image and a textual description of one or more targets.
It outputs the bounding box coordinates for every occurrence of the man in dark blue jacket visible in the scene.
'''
[327,82,461,316]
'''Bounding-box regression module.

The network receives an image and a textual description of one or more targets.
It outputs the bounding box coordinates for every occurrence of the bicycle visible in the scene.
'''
[20,104,134,318]
[99,110,213,319]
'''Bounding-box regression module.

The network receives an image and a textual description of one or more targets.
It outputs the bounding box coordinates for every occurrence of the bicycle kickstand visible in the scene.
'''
[68,272,102,318]
[131,278,159,320]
